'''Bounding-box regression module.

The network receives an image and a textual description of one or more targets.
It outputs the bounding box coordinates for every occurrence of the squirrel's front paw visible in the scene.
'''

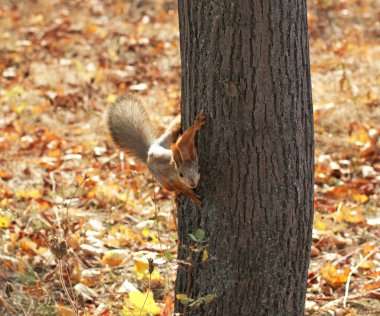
[195,109,205,125]
[191,194,201,207]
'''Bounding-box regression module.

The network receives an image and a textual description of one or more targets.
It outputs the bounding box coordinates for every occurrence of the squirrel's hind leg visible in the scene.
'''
[155,115,181,148]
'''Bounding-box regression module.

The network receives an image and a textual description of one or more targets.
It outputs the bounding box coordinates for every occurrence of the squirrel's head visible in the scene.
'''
[176,160,200,188]
[171,144,200,188]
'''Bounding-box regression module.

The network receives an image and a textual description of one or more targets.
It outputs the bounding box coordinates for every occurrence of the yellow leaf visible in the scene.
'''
[106,94,117,104]
[133,258,162,281]
[362,242,376,256]
[132,251,163,282]
[350,128,370,145]
[136,269,162,282]
[122,291,161,316]
[343,207,365,224]
[5,86,24,99]
[352,193,368,204]
[0,215,11,228]
[335,204,366,224]
[360,260,374,270]
[320,262,350,288]
[134,258,149,274]
[314,221,328,231]
[1,198,9,207]
[141,229,159,243]
[202,250,209,262]
[176,294,188,300]
[313,212,335,231]
[11,102,28,114]
[16,188,41,200]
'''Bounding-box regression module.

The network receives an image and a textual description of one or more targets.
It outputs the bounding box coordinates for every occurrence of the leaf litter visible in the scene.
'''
[0,0,379,315]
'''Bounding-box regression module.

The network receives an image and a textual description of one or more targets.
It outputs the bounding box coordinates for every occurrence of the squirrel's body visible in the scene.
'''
[107,95,204,205]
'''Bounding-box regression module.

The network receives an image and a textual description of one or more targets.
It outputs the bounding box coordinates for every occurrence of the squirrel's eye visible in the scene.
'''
[179,173,184,178]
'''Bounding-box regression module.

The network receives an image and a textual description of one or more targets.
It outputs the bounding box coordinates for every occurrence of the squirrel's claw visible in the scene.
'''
[174,191,201,207]
[195,109,205,126]
[192,195,202,207]
[188,189,201,207]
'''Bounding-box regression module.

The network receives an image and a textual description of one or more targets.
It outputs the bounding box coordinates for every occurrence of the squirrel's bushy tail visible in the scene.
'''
[107,95,157,163]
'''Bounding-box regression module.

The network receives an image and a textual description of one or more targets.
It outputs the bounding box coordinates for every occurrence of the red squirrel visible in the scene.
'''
[107,95,204,206]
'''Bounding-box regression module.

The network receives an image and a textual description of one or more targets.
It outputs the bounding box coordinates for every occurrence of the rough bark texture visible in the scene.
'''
[175,1,314,315]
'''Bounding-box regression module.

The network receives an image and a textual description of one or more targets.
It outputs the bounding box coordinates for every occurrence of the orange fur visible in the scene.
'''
[171,143,183,165]
[174,109,205,162]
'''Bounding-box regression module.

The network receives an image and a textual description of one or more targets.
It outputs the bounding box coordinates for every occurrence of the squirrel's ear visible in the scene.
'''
[171,144,183,166]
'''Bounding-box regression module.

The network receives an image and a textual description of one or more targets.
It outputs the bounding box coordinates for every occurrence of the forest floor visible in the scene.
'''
[0,0,379,315]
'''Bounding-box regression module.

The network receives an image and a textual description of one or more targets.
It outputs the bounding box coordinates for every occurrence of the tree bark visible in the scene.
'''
[175,1,314,315]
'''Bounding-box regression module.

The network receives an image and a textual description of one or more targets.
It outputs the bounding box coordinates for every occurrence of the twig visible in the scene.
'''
[151,189,163,254]
[5,284,28,316]
[59,261,78,315]
[152,183,174,298]
[64,175,87,239]
[311,289,380,315]
[0,292,16,314]
[11,296,28,316]
[26,295,34,316]
[343,248,377,308]
[306,295,336,302]
[138,258,153,316]
[49,171,57,194]
[54,206,64,235]
[138,273,152,316]
[63,262,78,306]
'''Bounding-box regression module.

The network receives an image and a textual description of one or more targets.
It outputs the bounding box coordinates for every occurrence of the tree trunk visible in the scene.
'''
[175,1,314,315]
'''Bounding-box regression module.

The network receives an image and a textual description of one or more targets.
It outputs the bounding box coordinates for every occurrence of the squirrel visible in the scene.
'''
[107,94,205,206]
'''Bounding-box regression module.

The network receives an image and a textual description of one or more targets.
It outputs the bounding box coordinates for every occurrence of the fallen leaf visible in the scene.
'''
[55,304,76,316]
[364,282,380,291]
[335,204,366,224]
[74,283,98,301]
[320,262,350,288]
[0,169,12,180]
[117,280,138,294]
[16,188,41,200]
[122,291,161,316]
[101,249,129,266]
[19,237,38,253]
[80,269,102,287]
[0,215,11,228]
[176,294,188,300]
